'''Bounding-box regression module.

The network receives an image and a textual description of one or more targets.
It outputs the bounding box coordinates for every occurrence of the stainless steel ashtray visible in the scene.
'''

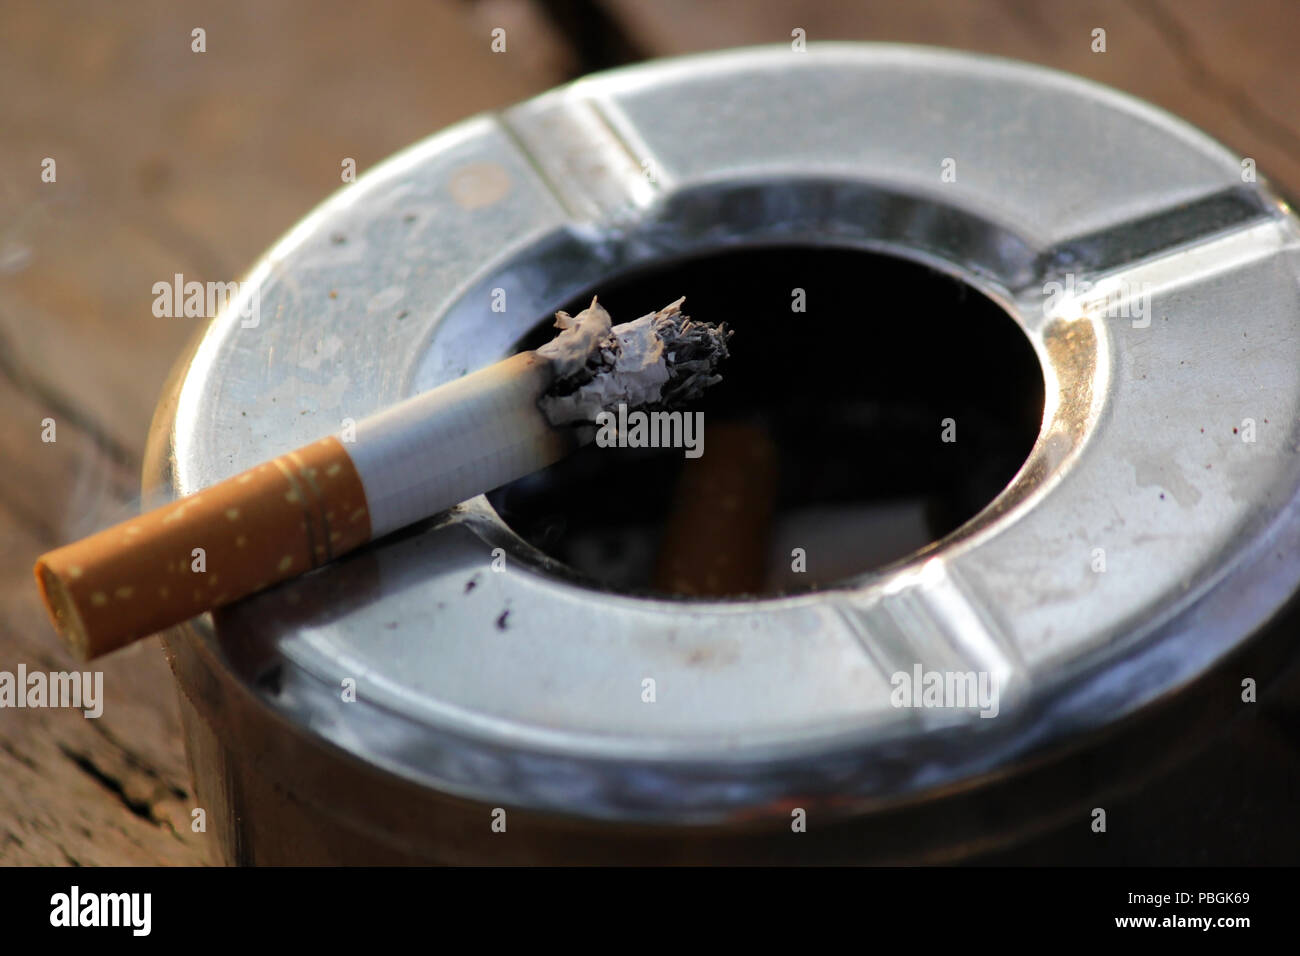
[147,44,1300,864]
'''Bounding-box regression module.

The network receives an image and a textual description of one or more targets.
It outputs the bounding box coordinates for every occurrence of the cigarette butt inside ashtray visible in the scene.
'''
[654,423,780,596]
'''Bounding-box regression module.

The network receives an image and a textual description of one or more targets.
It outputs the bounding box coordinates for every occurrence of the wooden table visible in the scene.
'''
[2,0,1297,865]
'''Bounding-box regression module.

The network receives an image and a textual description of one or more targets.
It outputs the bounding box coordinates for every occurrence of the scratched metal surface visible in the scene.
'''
[153,46,1300,822]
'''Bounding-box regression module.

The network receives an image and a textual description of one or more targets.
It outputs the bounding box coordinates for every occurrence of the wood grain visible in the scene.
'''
[0,0,568,866]
[3,0,1297,865]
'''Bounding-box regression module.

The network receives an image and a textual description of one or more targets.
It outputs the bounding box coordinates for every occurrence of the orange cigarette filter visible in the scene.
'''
[35,437,372,660]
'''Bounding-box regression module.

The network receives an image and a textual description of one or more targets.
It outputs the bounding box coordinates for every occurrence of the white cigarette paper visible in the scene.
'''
[347,296,730,537]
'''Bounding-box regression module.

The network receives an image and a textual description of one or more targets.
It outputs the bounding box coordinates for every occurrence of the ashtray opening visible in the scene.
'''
[489,244,1044,597]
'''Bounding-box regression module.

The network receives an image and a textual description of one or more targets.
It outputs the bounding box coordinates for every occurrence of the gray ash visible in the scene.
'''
[544,297,732,415]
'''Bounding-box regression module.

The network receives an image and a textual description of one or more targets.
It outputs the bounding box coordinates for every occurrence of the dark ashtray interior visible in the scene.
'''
[489,245,1044,597]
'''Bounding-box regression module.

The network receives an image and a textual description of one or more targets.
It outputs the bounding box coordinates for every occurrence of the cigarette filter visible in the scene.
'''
[36,298,731,659]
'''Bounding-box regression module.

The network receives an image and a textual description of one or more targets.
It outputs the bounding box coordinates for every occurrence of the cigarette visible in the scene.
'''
[35,297,731,660]
[654,422,779,595]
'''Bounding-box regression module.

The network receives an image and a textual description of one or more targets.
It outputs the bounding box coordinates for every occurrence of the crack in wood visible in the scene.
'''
[57,744,163,825]
[82,721,189,802]
[0,319,139,471]
[0,739,38,772]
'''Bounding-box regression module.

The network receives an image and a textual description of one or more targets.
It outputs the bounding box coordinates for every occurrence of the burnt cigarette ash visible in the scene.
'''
[537,297,732,426]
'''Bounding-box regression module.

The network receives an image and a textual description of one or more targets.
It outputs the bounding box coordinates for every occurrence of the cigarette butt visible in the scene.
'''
[33,298,731,659]
[653,423,779,596]
[35,437,371,660]
[34,352,566,660]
